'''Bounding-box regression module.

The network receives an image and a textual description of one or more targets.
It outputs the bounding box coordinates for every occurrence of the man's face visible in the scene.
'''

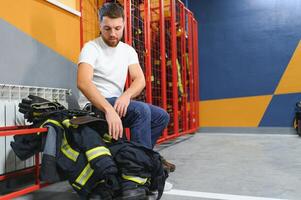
[100,16,124,47]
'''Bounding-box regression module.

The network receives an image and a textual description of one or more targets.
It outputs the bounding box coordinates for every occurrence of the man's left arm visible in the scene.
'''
[114,63,146,117]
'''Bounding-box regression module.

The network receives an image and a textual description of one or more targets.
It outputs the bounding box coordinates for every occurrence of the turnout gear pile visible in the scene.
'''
[12,95,168,200]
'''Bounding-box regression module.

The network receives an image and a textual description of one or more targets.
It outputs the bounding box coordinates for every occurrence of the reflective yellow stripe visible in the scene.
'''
[176,59,184,94]
[41,119,64,129]
[102,133,112,143]
[72,183,81,190]
[39,119,64,135]
[40,119,79,162]
[122,174,148,185]
[96,179,105,184]
[86,146,111,162]
[33,112,42,117]
[61,132,79,162]
[62,119,78,128]
[75,163,94,186]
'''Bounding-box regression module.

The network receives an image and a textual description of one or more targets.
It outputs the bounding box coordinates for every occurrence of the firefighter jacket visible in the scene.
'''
[11,117,119,199]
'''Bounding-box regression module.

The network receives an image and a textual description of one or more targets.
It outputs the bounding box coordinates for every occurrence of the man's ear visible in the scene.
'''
[99,24,102,35]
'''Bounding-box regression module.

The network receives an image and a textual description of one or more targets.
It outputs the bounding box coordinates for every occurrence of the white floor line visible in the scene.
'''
[164,189,288,200]
[201,133,297,137]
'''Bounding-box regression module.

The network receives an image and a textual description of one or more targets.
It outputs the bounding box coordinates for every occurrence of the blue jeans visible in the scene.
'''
[106,97,170,149]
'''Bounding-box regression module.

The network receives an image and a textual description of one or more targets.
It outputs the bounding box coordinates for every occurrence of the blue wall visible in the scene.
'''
[189,0,301,100]
[189,0,301,127]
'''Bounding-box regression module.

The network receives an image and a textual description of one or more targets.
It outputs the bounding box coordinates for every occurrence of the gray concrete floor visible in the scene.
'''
[13,132,301,200]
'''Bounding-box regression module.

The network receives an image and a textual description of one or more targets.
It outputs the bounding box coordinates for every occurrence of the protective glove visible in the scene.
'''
[18,95,65,122]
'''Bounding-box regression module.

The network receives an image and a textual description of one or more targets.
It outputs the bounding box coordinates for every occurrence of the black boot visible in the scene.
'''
[160,156,176,173]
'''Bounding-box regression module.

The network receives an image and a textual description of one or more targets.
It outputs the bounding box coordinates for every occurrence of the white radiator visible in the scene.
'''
[0,84,71,175]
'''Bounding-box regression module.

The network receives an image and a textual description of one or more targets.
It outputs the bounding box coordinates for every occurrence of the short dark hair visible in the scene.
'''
[99,3,124,22]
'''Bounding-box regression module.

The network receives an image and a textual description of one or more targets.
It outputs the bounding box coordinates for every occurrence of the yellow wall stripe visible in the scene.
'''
[0,0,80,63]
[199,95,273,127]
[274,40,301,94]
[57,0,79,10]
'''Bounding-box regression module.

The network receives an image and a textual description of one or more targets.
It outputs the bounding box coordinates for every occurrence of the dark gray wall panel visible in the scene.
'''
[0,19,79,108]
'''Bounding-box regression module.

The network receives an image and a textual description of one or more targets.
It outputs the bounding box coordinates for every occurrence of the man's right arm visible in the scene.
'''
[77,62,123,139]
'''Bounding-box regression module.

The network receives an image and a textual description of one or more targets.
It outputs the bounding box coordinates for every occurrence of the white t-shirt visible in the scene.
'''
[77,36,139,108]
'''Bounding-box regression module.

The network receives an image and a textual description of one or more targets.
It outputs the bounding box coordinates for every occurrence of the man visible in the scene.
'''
[77,3,175,172]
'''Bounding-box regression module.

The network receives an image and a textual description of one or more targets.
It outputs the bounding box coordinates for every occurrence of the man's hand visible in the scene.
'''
[105,108,123,140]
[114,93,131,117]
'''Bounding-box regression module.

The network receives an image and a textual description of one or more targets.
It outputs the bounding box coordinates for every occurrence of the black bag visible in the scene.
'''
[294,101,301,136]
